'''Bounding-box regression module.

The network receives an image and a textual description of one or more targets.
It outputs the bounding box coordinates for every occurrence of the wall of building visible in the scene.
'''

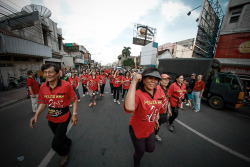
[221,0,250,35]
[174,44,193,58]
[0,56,42,89]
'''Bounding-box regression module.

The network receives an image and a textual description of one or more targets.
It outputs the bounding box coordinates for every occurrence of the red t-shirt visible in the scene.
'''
[113,75,122,87]
[104,70,109,76]
[80,74,89,84]
[88,76,99,91]
[27,77,39,95]
[157,85,169,114]
[68,76,80,87]
[168,82,186,107]
[122,77,131,89]
[99,74,106,84]
[193,80,205,91]
[38,79,77,123]
[108,75,114,83]
[124,88,164,139]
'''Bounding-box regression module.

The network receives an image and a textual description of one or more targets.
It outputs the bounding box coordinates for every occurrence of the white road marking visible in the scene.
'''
[176,119,250,162]
[38,123,73,167]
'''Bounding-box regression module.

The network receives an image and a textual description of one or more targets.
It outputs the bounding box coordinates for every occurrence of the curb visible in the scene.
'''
[0,97,29,110]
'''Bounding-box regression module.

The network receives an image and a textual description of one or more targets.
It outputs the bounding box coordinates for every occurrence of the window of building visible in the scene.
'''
[58,36,62,50]
[13,57,29,61]
[42,28,48,46]
[229,9,241,24]
[0,56,11,61]
[230,16,240,23]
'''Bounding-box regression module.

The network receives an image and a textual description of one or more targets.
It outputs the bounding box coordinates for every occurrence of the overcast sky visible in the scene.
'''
[4,0,229,65]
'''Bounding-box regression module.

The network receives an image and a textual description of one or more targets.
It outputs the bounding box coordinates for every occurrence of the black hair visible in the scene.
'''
[175,74,184,82]
[136,67,160,90]
[41,63,60,73]
[27,70,33,75]
[125,71,130,77]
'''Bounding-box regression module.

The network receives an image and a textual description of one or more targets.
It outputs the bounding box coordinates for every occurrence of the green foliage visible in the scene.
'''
[122,47,131,58]
[122,58,134,68]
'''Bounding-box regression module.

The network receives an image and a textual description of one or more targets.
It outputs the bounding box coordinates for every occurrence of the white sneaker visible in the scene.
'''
[155,135,162,142]
[69,105,72,108]
[78,99,80,102]
[117,101,120,104]
[83,94,85,97]
[111,93,113,95]
[186,103,189,106]
[122,98,124,101]
[114,99,116,102]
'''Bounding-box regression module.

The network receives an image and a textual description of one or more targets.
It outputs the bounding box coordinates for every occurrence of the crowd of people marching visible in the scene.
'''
[27,63,205,167]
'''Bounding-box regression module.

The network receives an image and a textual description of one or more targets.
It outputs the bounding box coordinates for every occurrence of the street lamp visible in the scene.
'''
[187,5,202,16]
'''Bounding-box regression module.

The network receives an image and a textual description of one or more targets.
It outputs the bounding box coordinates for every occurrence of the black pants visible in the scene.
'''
[122,89,128,98]
[82,84,87,94]
[100,83,105,94]
[129,125,155,167]
[48,114,71,156]
[168,106,179,125]
[110,83,114,94]
[113,87,120,101]
[120,85,123,93]
[155,114,168,135]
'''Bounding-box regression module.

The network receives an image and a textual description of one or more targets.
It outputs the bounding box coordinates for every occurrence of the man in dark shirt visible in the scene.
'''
[186,73,196,108]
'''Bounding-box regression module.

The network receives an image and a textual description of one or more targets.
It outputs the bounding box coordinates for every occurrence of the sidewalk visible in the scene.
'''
[0,87,28,109]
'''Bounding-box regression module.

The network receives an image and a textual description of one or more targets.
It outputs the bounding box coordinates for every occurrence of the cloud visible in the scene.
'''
[223,2,228,8]
[3,0,202,65]
[161,1,200,24]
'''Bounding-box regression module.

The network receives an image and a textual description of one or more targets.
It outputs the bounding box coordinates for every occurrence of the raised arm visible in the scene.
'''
[124,73,141,112]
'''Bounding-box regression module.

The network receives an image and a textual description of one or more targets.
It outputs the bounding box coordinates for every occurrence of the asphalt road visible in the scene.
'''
[0,81,249,167]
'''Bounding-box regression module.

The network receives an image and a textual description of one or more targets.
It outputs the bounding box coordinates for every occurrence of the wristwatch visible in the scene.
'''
[73,112,77,115]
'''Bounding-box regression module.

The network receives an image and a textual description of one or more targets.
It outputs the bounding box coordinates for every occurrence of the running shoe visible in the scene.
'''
[168,124,174,132]
[61,155,68,166]
[78,99,80,102]
[83,94,85,97]
[89,103,93,107]
[155,135,162,142]
[114,99,116,103]
[69,105,72,108]
[122,98,124,101]
[117,101,120,104]
[185,103,189,106]
[94,102,96,105]
[111,93,113,95]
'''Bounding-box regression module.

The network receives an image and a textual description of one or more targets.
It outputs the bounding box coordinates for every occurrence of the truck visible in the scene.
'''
[158,58,245,109]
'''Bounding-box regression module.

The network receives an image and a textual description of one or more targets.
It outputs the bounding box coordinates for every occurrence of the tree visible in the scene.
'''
[122,47,131,58]
[122,58,134,68]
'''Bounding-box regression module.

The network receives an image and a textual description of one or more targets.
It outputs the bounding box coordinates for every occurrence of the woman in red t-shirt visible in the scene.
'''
[167,74,186,132]
[108,70,115,95]
[154,74,172,142]
[121,71,132,101]
[99,70,106,96]
[87,71,100,107]
[68,71,81,106]
[80,70,89,97]
[113,70,122,104]
[124,67,163,167]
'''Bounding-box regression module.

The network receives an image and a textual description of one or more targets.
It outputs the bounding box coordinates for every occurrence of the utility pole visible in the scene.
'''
[144,26,148,46]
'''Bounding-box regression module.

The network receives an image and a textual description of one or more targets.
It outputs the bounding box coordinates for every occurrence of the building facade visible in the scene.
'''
[215,0,250,85]
[0,3,65,89]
